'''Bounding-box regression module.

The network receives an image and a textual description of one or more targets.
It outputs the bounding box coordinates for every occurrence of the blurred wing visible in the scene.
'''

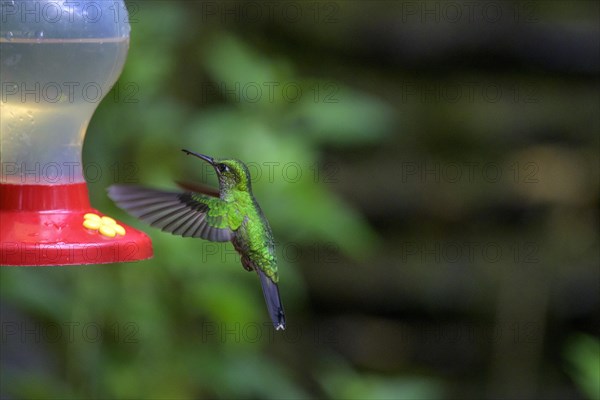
[175,180,220,198]
[107,185,234,242]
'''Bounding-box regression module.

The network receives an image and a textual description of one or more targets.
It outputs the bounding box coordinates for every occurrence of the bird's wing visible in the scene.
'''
[175,180,220,198]
[108,185,234,242]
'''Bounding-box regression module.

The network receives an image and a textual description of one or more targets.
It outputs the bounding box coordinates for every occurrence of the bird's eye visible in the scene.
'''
[217,164,229,173]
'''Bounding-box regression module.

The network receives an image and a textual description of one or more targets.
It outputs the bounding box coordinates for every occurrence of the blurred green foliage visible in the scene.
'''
[564,334,600,400]
[1,1,599,399]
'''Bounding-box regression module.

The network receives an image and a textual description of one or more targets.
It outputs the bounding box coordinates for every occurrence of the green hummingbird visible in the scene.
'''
[108,149,285,330]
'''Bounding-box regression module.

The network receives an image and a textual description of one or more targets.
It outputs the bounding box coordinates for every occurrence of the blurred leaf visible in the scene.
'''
[122,2,189,95]
[7,373,77,400]
[564,334,600,400]
[0,270,72,319]
[220,354,308,399]
[201,33,294,110]
[319,356,443,400]
[289,85,394,145]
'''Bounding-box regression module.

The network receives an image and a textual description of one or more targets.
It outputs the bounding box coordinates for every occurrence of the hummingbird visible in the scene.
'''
[107,149,285,330]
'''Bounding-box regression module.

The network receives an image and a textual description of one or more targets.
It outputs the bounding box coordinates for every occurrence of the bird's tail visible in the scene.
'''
[256,268,286,330]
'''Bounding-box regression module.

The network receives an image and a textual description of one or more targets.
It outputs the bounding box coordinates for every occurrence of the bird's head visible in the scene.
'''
[182,149,252,194]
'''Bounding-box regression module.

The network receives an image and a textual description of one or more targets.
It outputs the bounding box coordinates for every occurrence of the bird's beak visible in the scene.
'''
[182,149,214,165]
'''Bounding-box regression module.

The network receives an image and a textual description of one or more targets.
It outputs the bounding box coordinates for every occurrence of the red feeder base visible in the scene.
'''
[0,183,153,266]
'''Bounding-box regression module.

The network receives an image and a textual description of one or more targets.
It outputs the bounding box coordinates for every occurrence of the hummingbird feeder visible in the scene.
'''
[0,0,152,265]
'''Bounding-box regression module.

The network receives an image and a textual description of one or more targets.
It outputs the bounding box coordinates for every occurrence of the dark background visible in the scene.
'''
[1,1,599,399]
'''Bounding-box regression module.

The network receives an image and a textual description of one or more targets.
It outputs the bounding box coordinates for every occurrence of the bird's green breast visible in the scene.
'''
[229,190,278,282]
